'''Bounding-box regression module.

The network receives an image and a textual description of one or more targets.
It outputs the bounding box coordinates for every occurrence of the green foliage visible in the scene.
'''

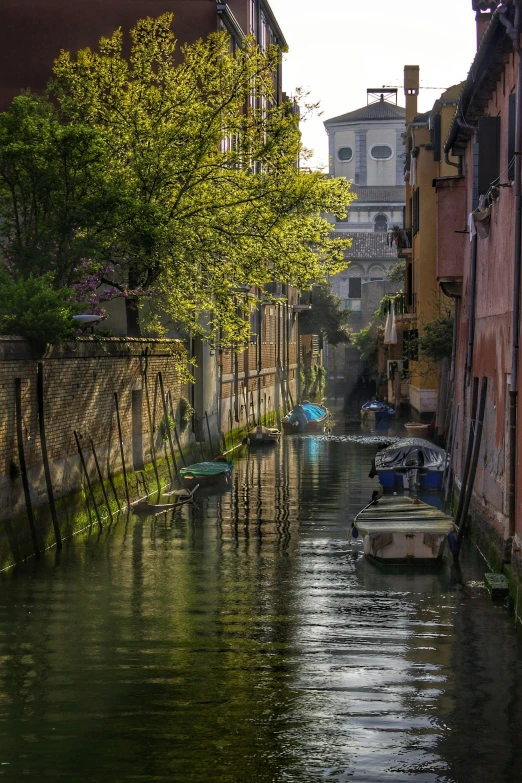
[0,94,120,287]
[0,271,77,349]
[179,397,194,433]
[387,262,405,285]
[41,14,355,340]
[301,363,326,402]
[418,308,453,362]
[299,281,351,345]
[352,322,380,377]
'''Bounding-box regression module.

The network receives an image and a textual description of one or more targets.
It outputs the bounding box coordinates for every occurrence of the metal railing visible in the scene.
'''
[394,292,417,316]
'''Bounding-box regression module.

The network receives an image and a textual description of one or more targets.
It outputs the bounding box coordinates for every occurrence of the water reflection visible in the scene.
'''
[0,418,521,781]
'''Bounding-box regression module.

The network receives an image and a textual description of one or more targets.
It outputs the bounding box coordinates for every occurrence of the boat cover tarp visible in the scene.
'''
[361,400,395,415]
[355,495,454,534]
[375,438,447,471]
[289,404,326,422]
[180,462,233,476]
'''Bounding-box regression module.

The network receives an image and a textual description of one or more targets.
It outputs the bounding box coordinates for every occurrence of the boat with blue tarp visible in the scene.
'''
[282,403,329,433]
[360,399,396,424]
[370,437,448,491]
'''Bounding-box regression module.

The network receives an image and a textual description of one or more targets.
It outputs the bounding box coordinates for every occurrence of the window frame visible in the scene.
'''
[369,144,394,161]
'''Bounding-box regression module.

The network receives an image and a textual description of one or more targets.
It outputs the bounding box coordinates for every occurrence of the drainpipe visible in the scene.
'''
[444,150,462,177]
[466,233,478,386]
[508,1,522,545]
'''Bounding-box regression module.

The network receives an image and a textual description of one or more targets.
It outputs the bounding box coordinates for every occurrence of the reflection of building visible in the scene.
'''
[324,90,406,404]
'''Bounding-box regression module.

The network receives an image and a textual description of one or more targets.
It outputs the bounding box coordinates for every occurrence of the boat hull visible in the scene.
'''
[363,531,447,562]
[247,426,280,445]
[377,468,444,491]
[282,406,329,434]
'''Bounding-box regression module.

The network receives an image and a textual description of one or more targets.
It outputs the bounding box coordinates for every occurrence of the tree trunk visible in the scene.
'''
[126,296,141,337]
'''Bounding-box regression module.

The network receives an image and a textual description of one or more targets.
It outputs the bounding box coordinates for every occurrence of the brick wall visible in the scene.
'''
[0,337,191,522]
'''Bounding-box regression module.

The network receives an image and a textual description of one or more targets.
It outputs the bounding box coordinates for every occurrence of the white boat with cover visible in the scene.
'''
[353,494,455,563]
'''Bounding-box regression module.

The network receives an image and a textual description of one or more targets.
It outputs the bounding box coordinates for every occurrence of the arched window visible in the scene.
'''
[370,144,393,160]
[374,214,388,233]
[369,265,385,280]
[337,147,353,162]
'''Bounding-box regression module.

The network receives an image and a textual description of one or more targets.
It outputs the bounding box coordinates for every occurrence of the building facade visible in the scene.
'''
[439,0,521,574]
[324,90,406,404]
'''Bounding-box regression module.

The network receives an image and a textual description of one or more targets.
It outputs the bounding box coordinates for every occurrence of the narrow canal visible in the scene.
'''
[1,413,522,782]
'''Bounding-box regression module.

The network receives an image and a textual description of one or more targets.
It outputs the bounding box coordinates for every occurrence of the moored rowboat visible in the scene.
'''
[179,461,233,486]
[353,494,455,563]
[247,425,280,445]
[282,403,329,433]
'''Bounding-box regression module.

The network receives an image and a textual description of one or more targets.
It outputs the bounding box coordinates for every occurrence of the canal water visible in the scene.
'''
[1,414,522,782]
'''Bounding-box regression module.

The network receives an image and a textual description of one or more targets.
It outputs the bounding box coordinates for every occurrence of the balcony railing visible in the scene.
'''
[394,292,417,317]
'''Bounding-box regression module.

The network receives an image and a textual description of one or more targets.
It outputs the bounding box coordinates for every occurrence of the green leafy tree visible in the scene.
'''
[299,281,351,345]
[46,14,354,339]
[0,95,122,287]
[0,271,78,349]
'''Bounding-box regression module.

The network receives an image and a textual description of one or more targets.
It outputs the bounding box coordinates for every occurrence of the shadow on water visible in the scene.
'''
[0,414,521,781]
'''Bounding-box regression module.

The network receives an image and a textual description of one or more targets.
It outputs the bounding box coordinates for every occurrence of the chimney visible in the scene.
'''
[404,65,419,125]
[472,1,496,48]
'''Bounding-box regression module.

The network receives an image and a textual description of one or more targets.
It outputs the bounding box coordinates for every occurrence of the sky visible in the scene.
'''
[268,0,478,170]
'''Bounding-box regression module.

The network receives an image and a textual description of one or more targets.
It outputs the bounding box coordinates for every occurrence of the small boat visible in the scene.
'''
[371,437,448,491]
[132,485,199,515]
[247,425,280,445]
[282,403,329,433]
[361,399,396,424]
[404,421,431,437]
[353,494,455,563]
[179,460,233,486]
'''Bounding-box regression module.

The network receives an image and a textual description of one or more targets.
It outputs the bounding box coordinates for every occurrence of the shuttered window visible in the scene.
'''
[431,114,441,162]
[478,116,501,197]
[508,93,516,182]
[412,189,420,236]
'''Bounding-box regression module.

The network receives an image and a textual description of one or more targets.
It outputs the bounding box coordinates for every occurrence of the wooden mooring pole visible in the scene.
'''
[37,363,61,550]
[114,392,131,510]
[167,391,187,466]
[455,377,488,558]
[74,431,103,530]
[454,376,479,532]
[90,440,112,518]
[144,373,161,494]
[205,411,215,458]
[158,373,179,478]
[15,378,40,559]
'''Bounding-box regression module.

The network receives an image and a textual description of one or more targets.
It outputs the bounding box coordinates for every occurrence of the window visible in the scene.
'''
[370,144,393,160]
[509,93,516,182]
[250,0,257,35]
[374,214,388,233]
[430,114,441,162]
[478,116,500,197]
[337,147,353,162]
[412,189,420,236]
[348,278,361,299]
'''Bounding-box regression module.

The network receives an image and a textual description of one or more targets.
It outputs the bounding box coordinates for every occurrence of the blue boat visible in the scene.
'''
[361,399,396,424]
[370,437,448,491]
[282,403,329,433]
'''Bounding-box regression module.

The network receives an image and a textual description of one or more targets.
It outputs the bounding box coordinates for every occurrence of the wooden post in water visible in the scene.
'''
[158,372,179,478]
[455,377,488,557]
[196,416,206,462]
[37,363,61,550]
[443,404,460,512]
[454,377,479,531]
[90,440,112,518]
[143,373,161,494]
[167,391,187,466]
[74,431,103,529]
[114,392,131,510]
[15,378,40,559]
[205,411,215,458]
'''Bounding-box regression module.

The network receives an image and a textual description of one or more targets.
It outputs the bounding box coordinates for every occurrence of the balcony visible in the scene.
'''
[394,292,417,321]
[390,227,412,258]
